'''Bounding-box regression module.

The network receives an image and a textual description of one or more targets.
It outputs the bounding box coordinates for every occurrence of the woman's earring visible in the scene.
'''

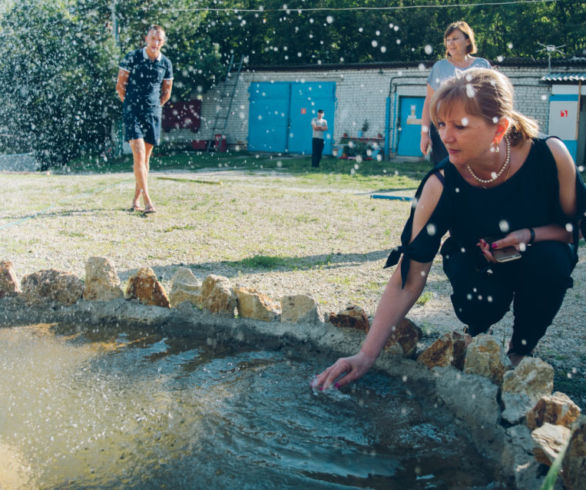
[490,140,500,153]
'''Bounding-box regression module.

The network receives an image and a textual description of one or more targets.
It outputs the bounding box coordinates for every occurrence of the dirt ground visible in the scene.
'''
[1,167,584,409]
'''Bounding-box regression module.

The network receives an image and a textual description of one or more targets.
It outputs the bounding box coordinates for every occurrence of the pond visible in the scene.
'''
[0,324,501,489]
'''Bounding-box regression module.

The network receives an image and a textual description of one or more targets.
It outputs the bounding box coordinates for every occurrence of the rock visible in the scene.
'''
[501,357,554,425]
[434,367,506,463]
[169,267,202,308]
[125,267,170,308]
[83,256,123,301]
[562,416,586,490]
[417,331,467,369]
[526,392,581,430]
[505,425,545,490]
[507,424,535,455]
[328,305,369,331]
[199,274,237,316]
[0,260,21,297]
[464,334,505,385]
[383,317,422,358]
[21,269,83,305]
[280,294,321,324]
[235,286,281,322]
[531,422,571,466]
[435,368,501,428]
[450,331,469,371]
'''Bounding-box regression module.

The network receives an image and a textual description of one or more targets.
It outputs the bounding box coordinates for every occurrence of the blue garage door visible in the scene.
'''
[289,82,336,155]
[397,96,425,157]
[248,81,336,154]
[248,82,291,152]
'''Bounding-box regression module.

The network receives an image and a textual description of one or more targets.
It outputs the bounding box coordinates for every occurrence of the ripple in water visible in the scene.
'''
[0,324,499,488]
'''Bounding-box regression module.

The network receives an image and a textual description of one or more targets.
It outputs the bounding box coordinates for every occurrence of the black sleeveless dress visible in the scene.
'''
[385,137,586,287]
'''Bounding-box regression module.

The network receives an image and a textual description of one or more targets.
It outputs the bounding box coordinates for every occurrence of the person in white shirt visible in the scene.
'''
[311,109,328,168]
[420,21,490,165]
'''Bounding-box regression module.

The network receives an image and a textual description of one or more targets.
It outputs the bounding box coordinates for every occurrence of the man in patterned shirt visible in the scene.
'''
[116,25,173,213]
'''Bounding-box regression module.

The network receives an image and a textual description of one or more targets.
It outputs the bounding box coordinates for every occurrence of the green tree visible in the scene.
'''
[0,0,227,165]
[204,0,585,66]
[0,0,119,166]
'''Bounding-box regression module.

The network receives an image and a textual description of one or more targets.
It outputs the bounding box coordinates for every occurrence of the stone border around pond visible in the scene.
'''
[0,258,584,489]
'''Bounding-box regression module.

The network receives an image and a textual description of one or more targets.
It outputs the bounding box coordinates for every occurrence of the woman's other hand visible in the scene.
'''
[311,351,377,391]
[477,237,496,262]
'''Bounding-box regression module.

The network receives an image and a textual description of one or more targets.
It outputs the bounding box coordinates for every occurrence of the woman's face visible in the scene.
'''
[445,29,470,58]
[436,101,499,167]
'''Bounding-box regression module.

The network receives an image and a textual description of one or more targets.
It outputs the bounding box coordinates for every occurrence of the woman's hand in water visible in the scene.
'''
[311,351,376,391]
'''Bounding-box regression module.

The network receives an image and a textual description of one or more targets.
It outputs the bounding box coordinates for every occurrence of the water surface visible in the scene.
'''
[0,324,499,489]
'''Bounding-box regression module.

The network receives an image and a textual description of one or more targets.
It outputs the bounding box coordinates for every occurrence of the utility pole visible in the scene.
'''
[111,0,123,157]
[111,0,119,46]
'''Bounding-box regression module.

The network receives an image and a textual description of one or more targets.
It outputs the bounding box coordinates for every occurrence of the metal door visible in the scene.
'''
[248,82,290,152]
[248,81,336,154]
[397,96,425,156]
[548,94,579,160]
[288,82,336,155]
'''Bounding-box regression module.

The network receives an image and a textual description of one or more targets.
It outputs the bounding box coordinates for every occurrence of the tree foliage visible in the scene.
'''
[0,0,583,166]
[0,0,226,166]
[0,0,119,165]
[205,0,585,66]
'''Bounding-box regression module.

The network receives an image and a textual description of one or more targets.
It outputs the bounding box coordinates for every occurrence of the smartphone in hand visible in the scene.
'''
[484,236,522,263]
[492,247,522,262]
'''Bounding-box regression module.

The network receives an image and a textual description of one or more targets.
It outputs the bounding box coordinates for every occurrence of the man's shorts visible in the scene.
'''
[123,107,162,146]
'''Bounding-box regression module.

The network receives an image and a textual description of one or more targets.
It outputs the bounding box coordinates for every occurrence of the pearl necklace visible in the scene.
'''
[467,136,511,186]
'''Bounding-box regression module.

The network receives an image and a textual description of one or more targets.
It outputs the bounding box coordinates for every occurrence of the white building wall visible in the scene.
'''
[498,66,553,132]
[181,63,580,156]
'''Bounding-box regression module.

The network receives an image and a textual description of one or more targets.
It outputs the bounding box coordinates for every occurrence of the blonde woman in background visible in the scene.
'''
[420,21,491,164]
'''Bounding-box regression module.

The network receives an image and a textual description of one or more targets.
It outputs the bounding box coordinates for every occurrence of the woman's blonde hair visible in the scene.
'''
[430,68,539,146]
[444,21,477,57]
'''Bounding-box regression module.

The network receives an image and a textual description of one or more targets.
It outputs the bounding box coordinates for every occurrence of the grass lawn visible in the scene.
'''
[62,148,432,185]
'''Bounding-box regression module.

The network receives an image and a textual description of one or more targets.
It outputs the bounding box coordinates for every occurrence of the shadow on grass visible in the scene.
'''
[120,251,392,282]
[0,208,110,223]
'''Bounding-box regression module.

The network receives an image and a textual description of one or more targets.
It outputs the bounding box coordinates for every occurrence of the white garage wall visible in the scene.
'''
[164,63,582,157]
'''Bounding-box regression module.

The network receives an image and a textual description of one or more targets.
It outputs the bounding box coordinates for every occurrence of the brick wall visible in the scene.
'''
[173,63,578,156]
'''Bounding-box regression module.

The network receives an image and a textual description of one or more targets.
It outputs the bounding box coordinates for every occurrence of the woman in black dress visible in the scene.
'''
[313,68,585,390]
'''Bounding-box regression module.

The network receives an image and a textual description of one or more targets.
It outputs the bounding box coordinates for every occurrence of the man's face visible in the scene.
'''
[145,29,166,53]
[317,111,324,119]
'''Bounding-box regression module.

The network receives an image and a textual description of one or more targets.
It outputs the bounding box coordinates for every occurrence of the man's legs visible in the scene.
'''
[312,138,324,168]
[130,138,155,210]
